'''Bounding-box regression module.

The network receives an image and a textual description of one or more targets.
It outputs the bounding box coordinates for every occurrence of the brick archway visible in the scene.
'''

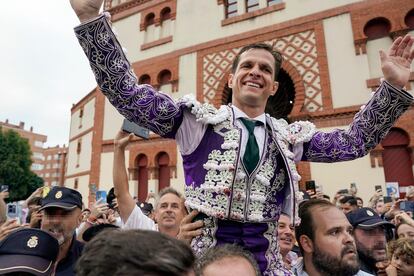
[215,61,305,119]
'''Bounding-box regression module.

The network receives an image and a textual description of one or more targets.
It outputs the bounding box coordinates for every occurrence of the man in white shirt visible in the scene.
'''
[113,130,203,239]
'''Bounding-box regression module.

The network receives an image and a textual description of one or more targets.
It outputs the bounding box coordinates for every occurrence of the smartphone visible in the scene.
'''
[7,203,17,217]
[122,119,149,139]
[400,201,414,212]
[190,209,208,223]
[350,182,356,190]
[305,180,316,194]
[375,185,382,192]
[0,185,8,192]
[338,189,349,195]
[6,203,21,224]
[96,190,108,202]
[383,196,393,204]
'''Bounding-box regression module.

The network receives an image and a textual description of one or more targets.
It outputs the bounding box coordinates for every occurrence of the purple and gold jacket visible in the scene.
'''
[74,13,413,224]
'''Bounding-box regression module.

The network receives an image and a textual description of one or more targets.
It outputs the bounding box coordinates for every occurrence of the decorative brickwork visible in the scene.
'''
[350,0,413,55]
[132,56,179,93]
[201,29,323,112]
[139,0,177,31]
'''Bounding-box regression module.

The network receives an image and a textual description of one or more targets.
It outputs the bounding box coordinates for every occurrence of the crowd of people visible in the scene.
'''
[0,183,414,275]
[1,0,414,275]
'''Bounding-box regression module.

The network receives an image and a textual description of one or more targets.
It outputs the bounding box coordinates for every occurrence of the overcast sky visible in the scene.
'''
[0,2,97,147]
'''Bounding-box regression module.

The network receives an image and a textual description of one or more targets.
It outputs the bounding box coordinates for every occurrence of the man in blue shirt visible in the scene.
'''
[40,187,84,276]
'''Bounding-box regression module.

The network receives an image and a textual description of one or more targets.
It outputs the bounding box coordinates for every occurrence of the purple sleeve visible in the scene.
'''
[74,14,183,138]
[302,81,413,162]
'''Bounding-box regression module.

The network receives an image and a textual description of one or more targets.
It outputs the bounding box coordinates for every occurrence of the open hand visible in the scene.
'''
[70,0,104,23]
[381,34,414,89]
[177,210,204,244]
[0,219,26,240]
[114,131,134,150]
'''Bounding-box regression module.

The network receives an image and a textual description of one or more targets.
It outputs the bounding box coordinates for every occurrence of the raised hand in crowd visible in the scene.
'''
[70,0,104,23]
[0,191,9,224]
[384,198,406,220]
[0,191,9,200]
[380,34,414,89]
[394,211,414,227]
[177,210,204,245]
[28,206,43,228]
[77,198,110,242]
[89,198,110,223]
[23,186,43,208]
[113,130,136,223]
[0,219,27,240]
[97,209,117,225]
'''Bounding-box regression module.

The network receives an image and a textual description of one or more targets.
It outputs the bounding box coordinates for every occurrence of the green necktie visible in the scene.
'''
[240,118,262,174]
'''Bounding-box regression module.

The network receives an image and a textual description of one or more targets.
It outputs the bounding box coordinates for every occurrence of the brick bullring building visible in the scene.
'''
[65,0,414,207]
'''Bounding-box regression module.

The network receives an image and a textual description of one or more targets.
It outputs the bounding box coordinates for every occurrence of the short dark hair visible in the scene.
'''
[156,187,183,208]
[76,229,195,276]
[195,244,260,276]
[232,43,283,80]
[339,196,358,206]
[295,199,335,255]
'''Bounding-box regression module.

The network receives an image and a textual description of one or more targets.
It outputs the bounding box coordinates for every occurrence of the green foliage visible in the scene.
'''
[0,127,43,201]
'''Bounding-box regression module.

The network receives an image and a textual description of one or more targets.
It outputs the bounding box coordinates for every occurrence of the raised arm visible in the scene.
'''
[301,35,414,162]
[70,0,103,23]
[113,131,136,223]
[72,3,186,138]
[380,34,414,89]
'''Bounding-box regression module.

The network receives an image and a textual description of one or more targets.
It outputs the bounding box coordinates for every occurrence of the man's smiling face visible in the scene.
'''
[229,48,278,113]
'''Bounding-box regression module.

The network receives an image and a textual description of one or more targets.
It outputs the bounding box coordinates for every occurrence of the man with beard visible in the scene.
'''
[346,207,394,275]
[293,199,360,276]
[40,187,84,276]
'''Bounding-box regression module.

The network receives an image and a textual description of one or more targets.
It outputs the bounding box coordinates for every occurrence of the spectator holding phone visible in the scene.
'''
[77,198,111,242]
[113,130,202,242]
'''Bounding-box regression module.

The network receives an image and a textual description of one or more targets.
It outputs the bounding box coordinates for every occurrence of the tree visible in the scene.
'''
[0,127,43,202]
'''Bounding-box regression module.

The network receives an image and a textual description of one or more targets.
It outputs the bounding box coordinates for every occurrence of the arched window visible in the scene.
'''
[139,74,151,85]
[160,7,172,38]
[381,128,414,196]
[160,7,171,23]
[156,152,170,191]
[225,0,238,18]
[363,17,391,40]
[158,70,172,85]
[246,0,259,12]
[136,154,149,202]
[144,13,155,29]
[364,17,392,78]
[405,9,414,29]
